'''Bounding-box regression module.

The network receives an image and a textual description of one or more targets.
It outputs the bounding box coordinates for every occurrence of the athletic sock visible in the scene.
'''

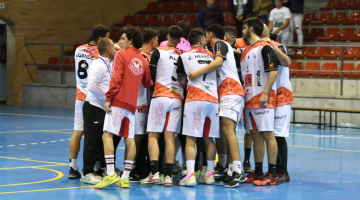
[244,148,251,163]
[206,160,215,175]
[93,161,100,172]
[186,160,195,177]
[69,159,77,170]
[165,163,173,177]
[150,160,159,175]
[121,160,133,179]
[105,155,115,176]
[218,154,227,168]
[276,137,288,174]
[227,164,234,176]
[232,161,242,173]
[255,162,263,176]
[268,164,276,177]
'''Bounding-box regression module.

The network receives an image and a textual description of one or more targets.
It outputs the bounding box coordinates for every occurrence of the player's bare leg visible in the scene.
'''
[180,136,197,186]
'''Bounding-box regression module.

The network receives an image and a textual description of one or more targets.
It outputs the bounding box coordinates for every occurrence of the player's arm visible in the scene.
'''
[149,48,160,84]
[105,51,124,112]
[259,45,279,107]
[176,56,188,87]
[262,38,291,67]
[87,63,104,97]
[142,62,154,89]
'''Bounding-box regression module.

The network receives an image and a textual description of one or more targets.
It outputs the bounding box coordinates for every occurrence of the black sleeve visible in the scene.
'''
[149,48,160,82]
[276,45,288,64]
[214,41,228,61]
[261,45,278,72]
[176,56,186,76]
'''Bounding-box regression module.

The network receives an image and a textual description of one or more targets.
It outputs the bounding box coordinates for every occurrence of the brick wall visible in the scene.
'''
[0,0,155,105]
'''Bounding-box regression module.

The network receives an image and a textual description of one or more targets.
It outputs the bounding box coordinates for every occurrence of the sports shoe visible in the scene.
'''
[214,164,227,177]
[297,49,303,55]
[140,172,160,184]
[204,171,215,185]
[225,171,247,188]
[277,173,290,184]
[182,164,187,176]
[80,173,102,184]
[95,168,105,177]
[164,175,174,187]
[129,172,142,183]
[94,173,120,189]
[68,167,81,179]
[253,173,279,186]
[215,173,230,183]
[172,160,182,175]
[196,170,205,184]
[159,174,165,185]
[244,171,261,183]
[116,178,130,188]
[243,161,253,173]
[179,172,196,187]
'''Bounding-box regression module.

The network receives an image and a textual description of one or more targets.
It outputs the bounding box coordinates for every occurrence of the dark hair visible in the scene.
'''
[206,24,225,40]
[97,38,113,54]
[92,24,110,41]
[176,20,191,39]
[122,26,143,49]
[243,17,264,37]
[188,28,206,45]
[223,27,236,38]
[142,28,159,44]
[158,28,169,44]
[169,25,184,40]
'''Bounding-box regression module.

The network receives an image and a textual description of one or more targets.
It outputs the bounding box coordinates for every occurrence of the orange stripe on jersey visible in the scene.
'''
[276,87,294,106]
[240,41,271,62]
[218,77,244,98]
[235,38,250,49]
[245,89,276,109]
[77,44,99,59]
[152,82,183,101]
[183,47,214,56]
[185,86,218,104]
[76,88,87,101]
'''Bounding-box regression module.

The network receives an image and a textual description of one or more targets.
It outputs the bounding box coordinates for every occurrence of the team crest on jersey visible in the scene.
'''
[128,57,144,75]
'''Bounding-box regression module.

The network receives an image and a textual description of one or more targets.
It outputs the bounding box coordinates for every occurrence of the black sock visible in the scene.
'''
[165,163,173,177]
[244,148,251,163]
[150,160,158,175]
[276,137,288,174]
[268,164,276,177]
[255,162,263,176]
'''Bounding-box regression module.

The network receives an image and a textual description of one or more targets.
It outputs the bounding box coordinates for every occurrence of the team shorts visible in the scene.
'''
[245,108,275,132]
[219,95,245,126]
[74,100,85,131]
[135,108,148,135]
[182,101,220,138]
[103,106,135,139]
[147,97,182,134]
[274,105,292,137]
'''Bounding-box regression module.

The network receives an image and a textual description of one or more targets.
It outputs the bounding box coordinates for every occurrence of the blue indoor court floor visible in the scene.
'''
[0,106,359,200]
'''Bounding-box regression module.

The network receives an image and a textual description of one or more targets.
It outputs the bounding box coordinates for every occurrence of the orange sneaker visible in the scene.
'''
[243,171,261,183]
[253,173,279,186]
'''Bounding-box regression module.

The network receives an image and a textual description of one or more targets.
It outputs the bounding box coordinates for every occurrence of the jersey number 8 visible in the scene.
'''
[77,60,89,79]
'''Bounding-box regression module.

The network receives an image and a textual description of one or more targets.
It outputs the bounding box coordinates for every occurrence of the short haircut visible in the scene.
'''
[206,24,225,40]
[97,38,113,54]
[158,28,169,44]
[92,24,110,41]
[243,17,264,37]
[122,26,144,49]
[142,28,159,44]
[169,25,184,40]
[176,20,191,39]
[188,28,206,45]
[223,27,236,37]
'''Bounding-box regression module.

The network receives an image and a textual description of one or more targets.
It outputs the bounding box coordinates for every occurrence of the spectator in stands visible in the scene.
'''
[197,0,225,29]
[252,0,272,25]
[268,0,291,45]
[158,28,169,44]
[230,0,254,37]
[287,0,304,55]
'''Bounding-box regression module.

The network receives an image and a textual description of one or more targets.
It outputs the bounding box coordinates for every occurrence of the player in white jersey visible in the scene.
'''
[240,17,279,186]
[140,26,184,186]
[187,24,246,188]
[68,24,110,179]
[175,28,219,187]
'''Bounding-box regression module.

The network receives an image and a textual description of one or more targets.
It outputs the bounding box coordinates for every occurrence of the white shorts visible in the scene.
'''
[182,101,220,138]
[135,108,148,135]
[147,97,182,134]
[245,108,275,132]
[274,105,292,137]
[103,106,135,139]
[219,95,245,125]
[74,100,85,131]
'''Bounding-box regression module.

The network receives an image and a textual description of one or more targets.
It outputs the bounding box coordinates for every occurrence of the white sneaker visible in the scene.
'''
[297,49,303,55]
[80,173,102,184]
[179,172,196,187]
[140,172,160,184]
[164,175,173,187]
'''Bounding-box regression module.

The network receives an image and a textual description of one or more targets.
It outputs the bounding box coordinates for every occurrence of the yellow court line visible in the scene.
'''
[0,156,67,165]
[0,129,72,134]
[0,167,63,187]
[0,186,93,195]
[0,164,67,170]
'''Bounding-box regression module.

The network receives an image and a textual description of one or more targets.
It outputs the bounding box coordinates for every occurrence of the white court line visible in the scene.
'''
[58,140,65,141]
[8,145,15,147]
[41,142,47,144]
[19,144,27,146]
[30,143,37,145]
[290,133,360,140]
[0,113,74,119]
[50,141,57,143]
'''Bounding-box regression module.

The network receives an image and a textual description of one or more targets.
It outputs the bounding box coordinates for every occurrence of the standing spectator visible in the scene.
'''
[230,0,254,37]
[197,0,225,29]
[253,0,272,25]
[268,0,291,45]
[287,0,304,54]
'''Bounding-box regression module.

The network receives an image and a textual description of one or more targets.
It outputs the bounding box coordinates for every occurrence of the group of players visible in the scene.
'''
[67,17,293,189]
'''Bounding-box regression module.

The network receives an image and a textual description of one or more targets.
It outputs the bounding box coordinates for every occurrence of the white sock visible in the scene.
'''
[121,160,133,179]
[186,160,195,177]
[105,155,115,176]
[227,164,234,176]
[182,153,186,167]
[218,154,227,168]
[232,161,242,173]
[70,159,77,170]
[206,160,215,175]
[93,161,100,172]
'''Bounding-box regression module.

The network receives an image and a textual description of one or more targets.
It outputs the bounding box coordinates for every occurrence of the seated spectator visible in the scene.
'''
[230,0,254,37]
[252,0,272,25]
[268,0,291,45]
[197,0,225,29]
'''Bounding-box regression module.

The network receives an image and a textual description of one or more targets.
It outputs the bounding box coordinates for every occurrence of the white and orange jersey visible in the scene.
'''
[213,40,244,98]
[74,44,99,101]
[177,47,217,103]
[240,41,279,109]
[149,46,184,101]
[137,49,152,110]
[235,38,250,51]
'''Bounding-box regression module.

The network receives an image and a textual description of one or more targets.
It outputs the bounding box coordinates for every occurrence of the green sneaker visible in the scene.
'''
[196,170,205,184]
[158,174,165,185]
[116,178,130,188]
[94,173,119,189]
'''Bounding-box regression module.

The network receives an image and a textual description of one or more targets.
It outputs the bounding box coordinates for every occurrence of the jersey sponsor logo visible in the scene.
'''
[269,63,274,69]
[245,74,252,87]
[192,107,202,130]
[113,109,123,127]
[216,50,221,55]
[275,116,284,119]
[256,70,261,87]
[155,103,164,125]
[128,57,144,75]
[254,110,270,115]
